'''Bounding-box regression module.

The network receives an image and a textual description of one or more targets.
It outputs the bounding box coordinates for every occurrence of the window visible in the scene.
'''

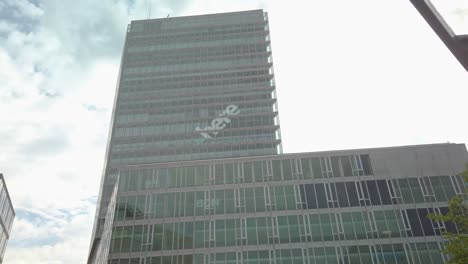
[418,177,436,202]
[355,181,370,206]
[208,164,215,185]
[292,159,303,179]
[366,211,378,237]
[332,213,345,240]
[351,155,364,176]
[360,154,373,175]
[268,216,279,244]
[320,157,334,178]
[234,188,245,213]
[450,175,464,196]
[234,163,244,184]
[304,184,317,209]
[294,185,306,209]
[299,214,311,242]
[262,160,273,181]
[325,183,338,208]
[387,179,402,204]
[431,207,446,235]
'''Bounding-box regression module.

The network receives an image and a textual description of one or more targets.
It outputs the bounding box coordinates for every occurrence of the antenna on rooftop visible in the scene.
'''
[147,0,152,19]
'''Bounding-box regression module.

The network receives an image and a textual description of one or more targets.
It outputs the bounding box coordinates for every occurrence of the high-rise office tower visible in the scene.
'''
[0,174,14,264]
[90,9,281,257]
[88,9,468,264]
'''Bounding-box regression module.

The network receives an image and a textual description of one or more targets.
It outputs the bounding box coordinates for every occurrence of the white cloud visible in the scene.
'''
[1,0,198,262]
[5,0,44,18]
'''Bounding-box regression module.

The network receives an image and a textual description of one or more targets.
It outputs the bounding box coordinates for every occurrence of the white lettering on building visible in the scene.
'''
[195,104,240,143]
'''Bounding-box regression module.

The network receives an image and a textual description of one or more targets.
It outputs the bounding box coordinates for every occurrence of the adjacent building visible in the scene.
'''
[88,9,468,264]
[0,174,14,264]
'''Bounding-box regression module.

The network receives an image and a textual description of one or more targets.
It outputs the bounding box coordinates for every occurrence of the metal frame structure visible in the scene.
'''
[410,0,468,72]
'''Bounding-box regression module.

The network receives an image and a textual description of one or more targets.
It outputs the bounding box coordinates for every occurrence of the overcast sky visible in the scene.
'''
[0,0,467,263]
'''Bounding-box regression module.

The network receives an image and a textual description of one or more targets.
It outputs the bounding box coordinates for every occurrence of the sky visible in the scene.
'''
[0,0,467,263]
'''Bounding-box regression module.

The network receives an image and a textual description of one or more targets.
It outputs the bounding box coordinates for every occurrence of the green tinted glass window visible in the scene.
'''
[288,215,300,243]
[216,220,226,247]
[284,185,296,210]
[273,160,282,181]
[185,192,195,217]
[278,216,290,243]
[440,176,456,199]
[152,224,163,251]
[342,212,356,240]
[121,226,132,252]
[247,218,257,245]
[274,186,286,211]
[194,221,204,248]
[301,158,313,179]
[132,225,143,252]
[352,212,367,239]
[320,214,333,241]
[282,160,292,180]
[254,187,265,212]
[310,214,322,241]
[162,223,174,250]
[244,162,253,183]
[398,178,414,204]
[245,188,255,213]
[225,219,236,247]
[183,222,193,249]
[408,178,424,203]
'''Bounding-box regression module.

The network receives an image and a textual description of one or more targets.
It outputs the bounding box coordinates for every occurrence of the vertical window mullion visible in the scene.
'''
[240,218,247,240]
[238,163,244,184]
[294,185,303,209]
[209,164,215,185]
[264,186,271,207]
[450,175,463,195]
[400,210,412,236]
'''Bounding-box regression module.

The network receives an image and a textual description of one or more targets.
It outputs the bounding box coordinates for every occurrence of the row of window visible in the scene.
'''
[120,69,271,87]
[114,97,276,118]
[125,51,270,70]
[129,22,266,41]
[112,135,276,154]
[115,105,273,125]
[117,91,272,112]
[117,155,373,192]
[125,44,268,65]
[111,127,278,146]
[113,114,276,138]
[126,36,267,54]
[120,77,273,95]
[111,208,451,252]
[123,55,269,75]
[120,74,273,96]
[301,175,464,208]
[109,241,445,264]
[119,241,446,264]
[109,147,278,166]
[115,176,461,220]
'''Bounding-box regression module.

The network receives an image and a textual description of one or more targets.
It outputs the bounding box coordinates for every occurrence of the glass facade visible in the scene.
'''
[98,144,467,264]
[91,9,282,243]
[0,174,14,264]
[88,8,468,264]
